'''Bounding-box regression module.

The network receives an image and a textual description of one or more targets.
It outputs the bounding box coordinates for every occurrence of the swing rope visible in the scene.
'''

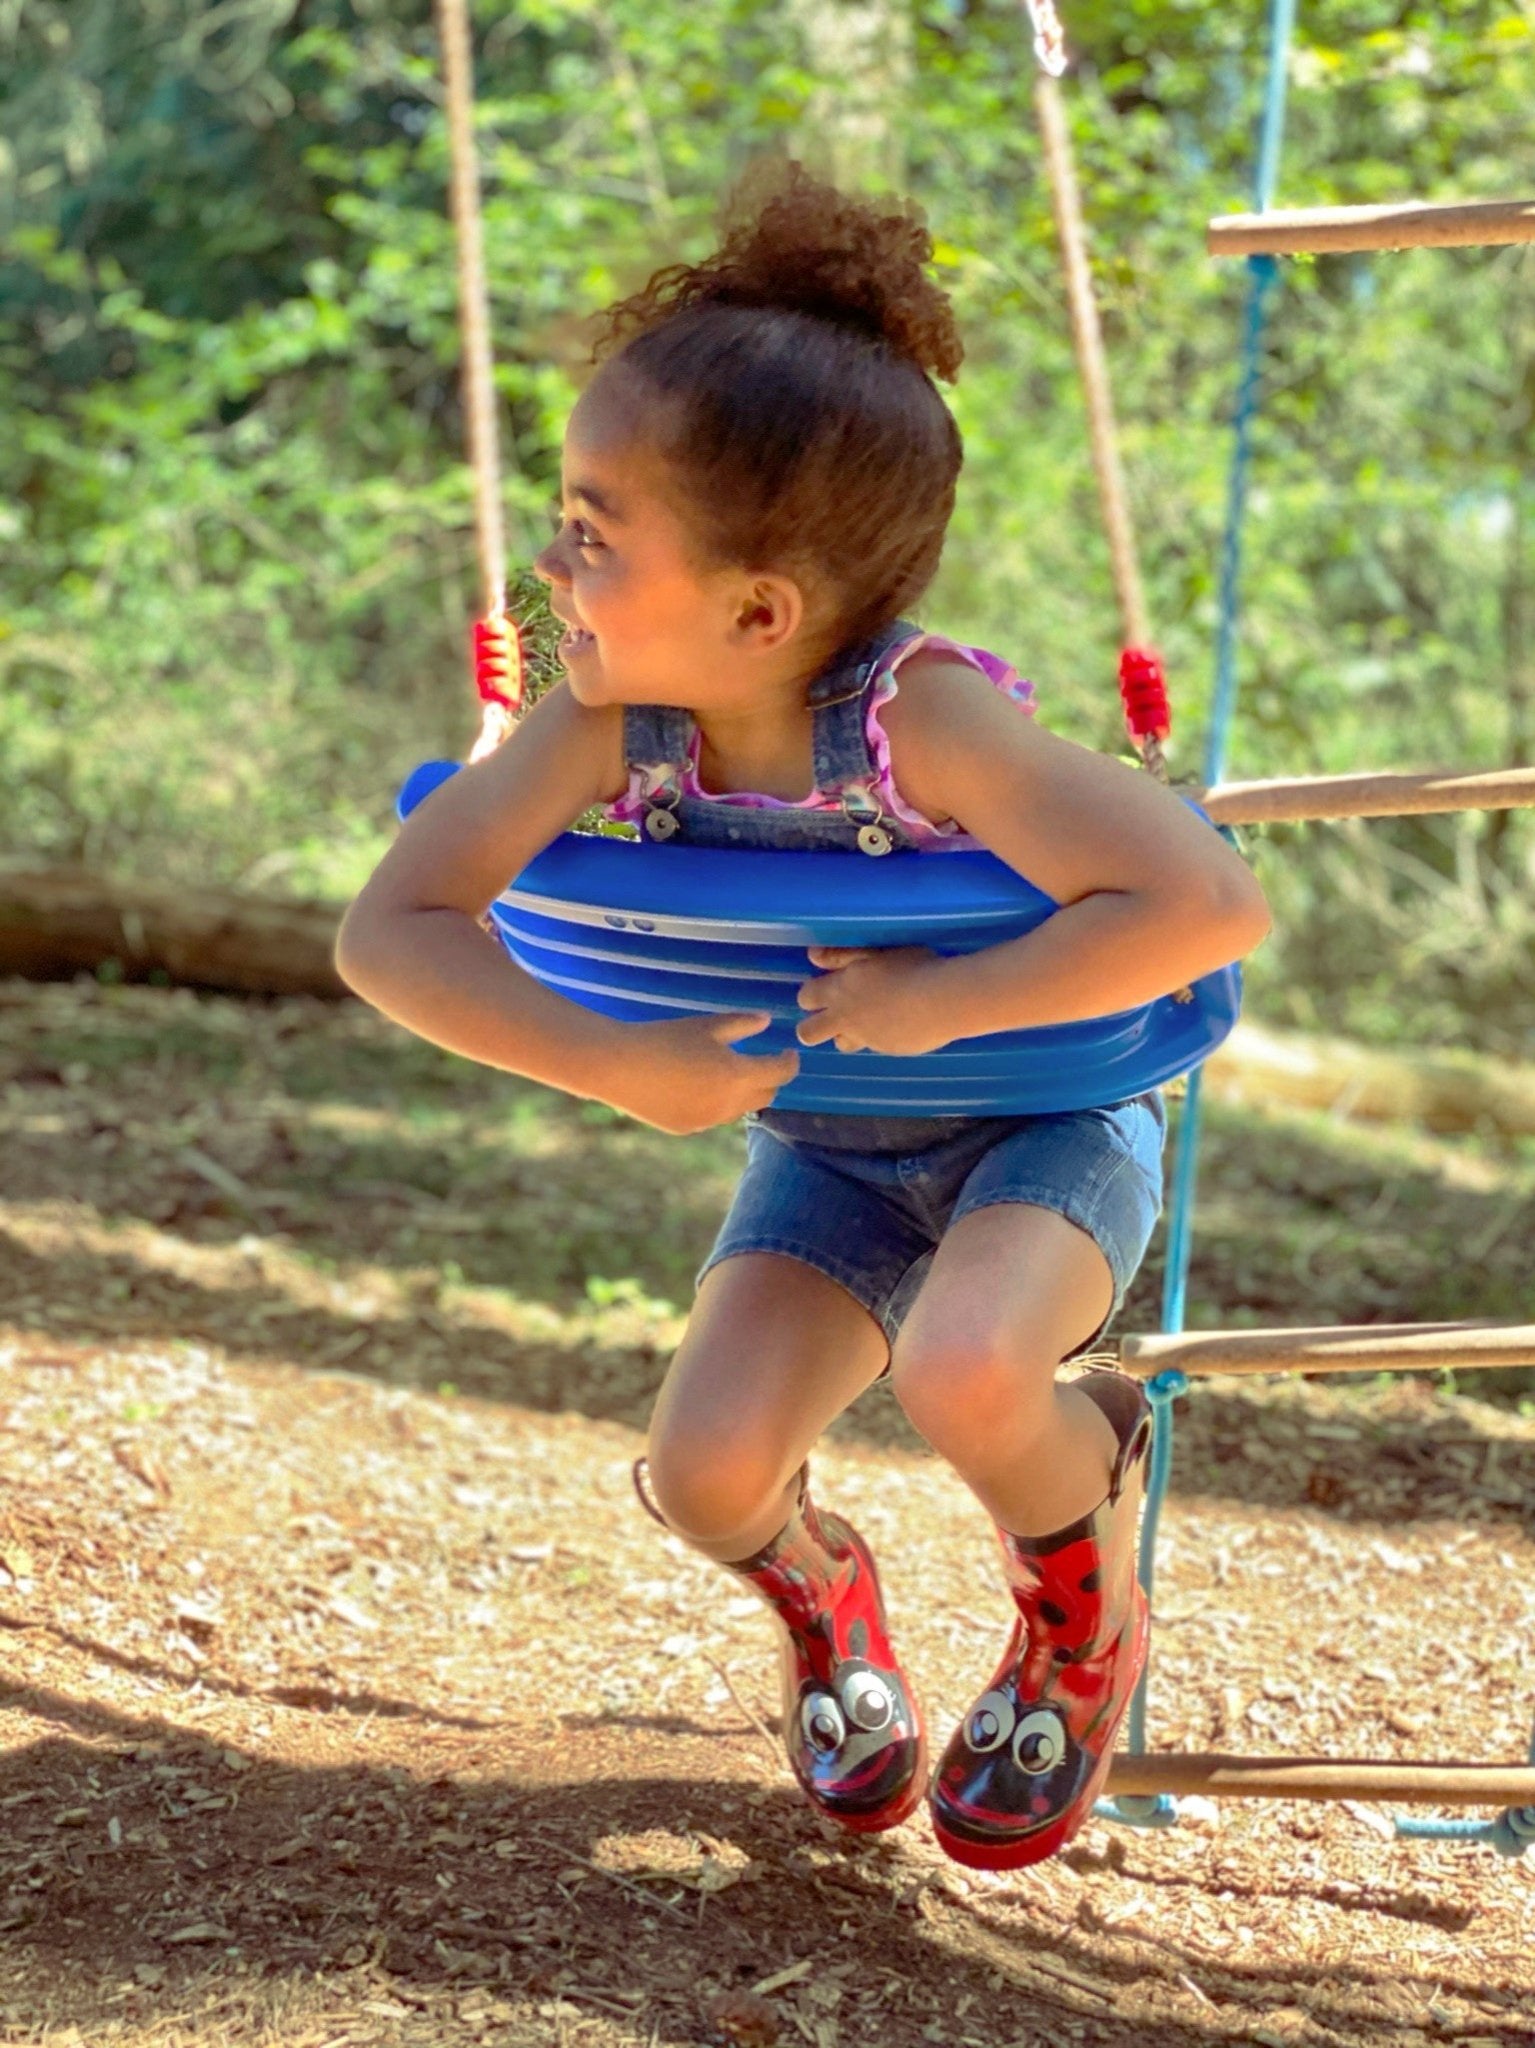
[1020,1,1170,781]
[1119,0,1295,1830]
[436,0,524,758]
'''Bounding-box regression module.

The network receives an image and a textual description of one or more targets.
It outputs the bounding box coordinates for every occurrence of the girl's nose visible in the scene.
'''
[532,540,566,587]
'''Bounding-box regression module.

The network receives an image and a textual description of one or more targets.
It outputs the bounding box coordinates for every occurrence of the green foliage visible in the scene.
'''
[1,0,1532,1047]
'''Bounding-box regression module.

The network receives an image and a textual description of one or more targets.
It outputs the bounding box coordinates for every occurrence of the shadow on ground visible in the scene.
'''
[2,1219,1533,1536]
[2,1683,1525,2048]
[4,979,1534,1536]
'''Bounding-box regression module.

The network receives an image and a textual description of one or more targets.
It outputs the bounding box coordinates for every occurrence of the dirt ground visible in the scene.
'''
[1,979,1533,2048]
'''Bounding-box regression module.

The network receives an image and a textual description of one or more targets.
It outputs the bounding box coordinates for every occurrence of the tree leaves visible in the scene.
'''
[1,0,1531,1045]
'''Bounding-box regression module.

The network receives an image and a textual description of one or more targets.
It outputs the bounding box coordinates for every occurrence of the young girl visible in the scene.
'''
[337,163,1269,1869]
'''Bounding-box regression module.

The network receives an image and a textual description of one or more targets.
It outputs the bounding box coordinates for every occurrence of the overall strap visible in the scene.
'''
[621,618,923,850]
[808,618,924,855]
[621,702,691,841]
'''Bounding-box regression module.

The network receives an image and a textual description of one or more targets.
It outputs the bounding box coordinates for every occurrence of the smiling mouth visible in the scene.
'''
[558,624,596,658]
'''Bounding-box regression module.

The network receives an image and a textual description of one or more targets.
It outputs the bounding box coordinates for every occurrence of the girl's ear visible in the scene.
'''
[731,571,805,653]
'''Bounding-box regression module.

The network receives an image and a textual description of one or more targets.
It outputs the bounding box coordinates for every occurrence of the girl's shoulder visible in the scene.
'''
[865,632,1036,845]
[877,630,1036,711]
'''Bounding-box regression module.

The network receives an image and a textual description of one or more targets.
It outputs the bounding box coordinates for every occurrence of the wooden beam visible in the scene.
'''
[1119,1321,1535,1380]
[1200,764,1535,826]
[1208,197,1535,258]
[1107,1752,1535,1806]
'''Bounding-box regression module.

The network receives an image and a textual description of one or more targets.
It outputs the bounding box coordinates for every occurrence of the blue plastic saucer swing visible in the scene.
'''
[397,758,1241,1115]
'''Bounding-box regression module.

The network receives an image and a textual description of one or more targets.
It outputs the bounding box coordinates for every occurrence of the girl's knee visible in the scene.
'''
[889,1325,1058,1454]
[644,1424,789,1548]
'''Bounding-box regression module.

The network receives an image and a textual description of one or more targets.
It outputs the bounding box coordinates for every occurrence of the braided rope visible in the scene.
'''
[438,0,505,621]
[437,0,513,764]
[1019,0,1068,78]
[1163,0,1295,1341]
[1029,67,1152,656]
[1020,7,1168,782]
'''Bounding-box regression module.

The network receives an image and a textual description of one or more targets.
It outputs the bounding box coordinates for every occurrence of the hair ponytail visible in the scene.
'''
[596,159,963,384]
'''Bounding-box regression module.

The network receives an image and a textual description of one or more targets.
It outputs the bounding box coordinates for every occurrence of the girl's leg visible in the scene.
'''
[891,1203,1151,1869]
[644,1251,889,1559]
[887,1203,1117,1534]
[642,1252,927,1833]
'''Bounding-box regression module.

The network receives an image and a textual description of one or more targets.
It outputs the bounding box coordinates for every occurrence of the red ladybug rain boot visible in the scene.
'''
[635,1461,926,1833]
[929,1370,1152,1869]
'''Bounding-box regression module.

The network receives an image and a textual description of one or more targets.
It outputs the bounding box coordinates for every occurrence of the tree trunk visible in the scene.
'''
[1204,1019,1535,1139]
[0,865,345,1000]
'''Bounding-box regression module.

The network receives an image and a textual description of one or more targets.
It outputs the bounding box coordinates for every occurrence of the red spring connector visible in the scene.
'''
[1118,645,1169,745]
[473,612,524,713]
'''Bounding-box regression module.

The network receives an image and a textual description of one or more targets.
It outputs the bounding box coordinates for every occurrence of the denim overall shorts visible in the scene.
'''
[621,621,1166,1357]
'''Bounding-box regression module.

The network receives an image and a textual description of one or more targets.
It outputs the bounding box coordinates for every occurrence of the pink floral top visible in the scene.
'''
[606,632,1035,847]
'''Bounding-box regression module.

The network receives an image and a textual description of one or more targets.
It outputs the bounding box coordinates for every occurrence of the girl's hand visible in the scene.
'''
[796,947,951,1056]
[604,1013,800,1134]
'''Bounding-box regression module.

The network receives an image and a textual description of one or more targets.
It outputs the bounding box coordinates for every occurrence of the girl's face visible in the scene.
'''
[532,371,818,715]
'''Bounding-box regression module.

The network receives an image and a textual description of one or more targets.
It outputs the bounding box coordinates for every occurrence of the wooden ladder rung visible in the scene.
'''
[1208,198,1535,258]
[1119,1321,1535,1380]
[1201,764,1535,826]
[1107,1753,1535,1807]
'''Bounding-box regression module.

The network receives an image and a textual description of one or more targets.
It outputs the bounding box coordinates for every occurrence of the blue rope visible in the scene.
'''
[1393,1807,1535,1858]
[1096,1369,1187,1829]
[1159,0,1294,1338]
[1202,252,1281,793]
[1159,1069,1205,1338]
[1104,0,1293,1837]
[1159,255,1285,1340]
[1152,247,1281,1372]
[1251,0,1297,218]
[1129,1370,1188,1745]
[1393,1720,1535,1856]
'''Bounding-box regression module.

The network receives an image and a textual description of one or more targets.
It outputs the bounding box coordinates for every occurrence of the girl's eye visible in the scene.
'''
[548,508,604,552]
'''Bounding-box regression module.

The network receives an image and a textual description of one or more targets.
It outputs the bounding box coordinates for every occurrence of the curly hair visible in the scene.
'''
[588,159,965,648]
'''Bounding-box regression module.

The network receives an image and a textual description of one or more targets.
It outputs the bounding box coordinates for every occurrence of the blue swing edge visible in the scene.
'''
[398,757,1241,1116]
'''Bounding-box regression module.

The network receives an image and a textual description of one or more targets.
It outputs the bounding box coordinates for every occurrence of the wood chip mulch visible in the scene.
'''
[1,979,1532,2048]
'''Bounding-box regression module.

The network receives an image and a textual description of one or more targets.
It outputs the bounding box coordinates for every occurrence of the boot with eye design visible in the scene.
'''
[929,1370,1152,1869]
[631,1460,925,1831]
[730,1478,925,1832]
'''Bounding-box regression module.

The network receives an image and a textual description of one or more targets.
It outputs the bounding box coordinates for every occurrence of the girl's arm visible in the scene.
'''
[798,660,1270,1050]
[336,685,798,1129]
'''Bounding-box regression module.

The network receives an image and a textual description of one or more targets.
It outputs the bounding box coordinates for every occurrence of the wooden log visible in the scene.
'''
[1119,1321,1535,1380]
[1201,764,1535,825]
[1208,197,1535,258]
[1107,1752,1535,1806]
[1205,1020,1535,1139]
[0,864,345,1000]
